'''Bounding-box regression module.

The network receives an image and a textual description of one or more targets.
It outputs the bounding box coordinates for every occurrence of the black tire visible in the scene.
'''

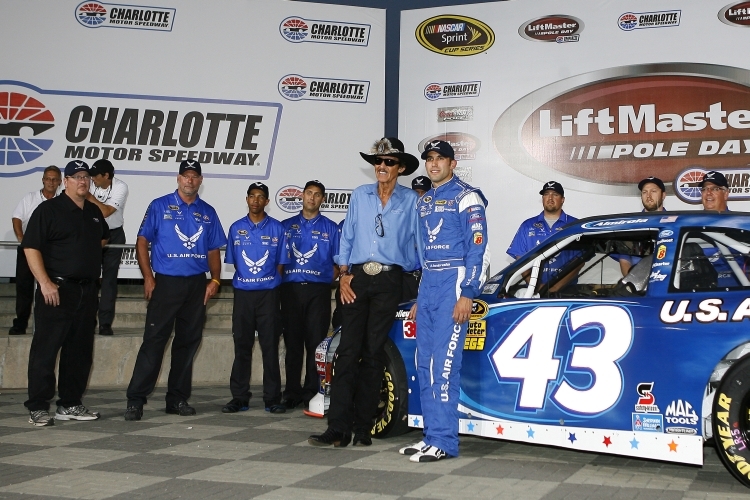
[712,355,750,488]
[372,339,410,438]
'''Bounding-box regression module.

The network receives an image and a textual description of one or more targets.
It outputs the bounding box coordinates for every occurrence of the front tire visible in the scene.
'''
[712,355,750,488]
[372,339,410,438]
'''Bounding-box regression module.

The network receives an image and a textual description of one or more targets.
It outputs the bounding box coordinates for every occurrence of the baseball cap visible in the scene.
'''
[411,176,430,190]
[247,182,269,198]
[539,181,564,196]
[64,160,89,177]
[179,160,202,176]
[421,140,455,160]
[304,180,326,195]
[89,159,114,177]
[699,171,728,188]
[637,176,666,192]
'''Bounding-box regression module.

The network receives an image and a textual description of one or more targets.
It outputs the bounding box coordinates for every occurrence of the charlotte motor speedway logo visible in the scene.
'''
[76,1,176,31]
[279,16,370,46]
[276,185,352,213]
[0,80,281,179]
[424,81,481,101]
[674,167,750,204]
[278,74,369,103]
[618,10,680,31]
[493,63,750,196]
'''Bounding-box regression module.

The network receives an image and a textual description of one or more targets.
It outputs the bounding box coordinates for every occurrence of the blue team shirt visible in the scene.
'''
[138,190,226,277]
[507,210,578,284]
[337,182,419,270]
[225,214,290,291]
[281,212,339,284]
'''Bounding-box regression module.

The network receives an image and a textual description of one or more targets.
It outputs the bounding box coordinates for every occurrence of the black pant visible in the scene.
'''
[281,282,331,402]
[127,273,205,407]
[98,227,125,327]
[327,267,402,433]
[230,288,282,404]
[25,280,98,411]
[402,271,421,302]
[12,246,35,331]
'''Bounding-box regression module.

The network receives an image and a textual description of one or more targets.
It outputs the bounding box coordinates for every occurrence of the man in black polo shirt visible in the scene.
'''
[21,160,110,426]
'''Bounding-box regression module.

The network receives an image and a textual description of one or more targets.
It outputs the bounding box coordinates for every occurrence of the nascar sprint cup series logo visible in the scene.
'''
[493,63,750,196]
[719,1,750,27]
[416,15,494,56]
[278,74,369,103]
[279,16,370,46]
[76,1,176,31]
[0,81,281,179]
[276,185,352,213]
[518,14,584,43]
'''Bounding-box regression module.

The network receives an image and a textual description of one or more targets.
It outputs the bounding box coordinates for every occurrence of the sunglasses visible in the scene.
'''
[375,214,384,237]
[373,158,400,167]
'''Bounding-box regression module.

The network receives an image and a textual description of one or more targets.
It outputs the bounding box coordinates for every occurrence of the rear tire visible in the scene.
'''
[372,339,410,438]
[712,355,750,488]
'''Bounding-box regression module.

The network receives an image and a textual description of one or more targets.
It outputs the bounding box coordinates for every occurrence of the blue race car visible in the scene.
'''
[308,211,750,487]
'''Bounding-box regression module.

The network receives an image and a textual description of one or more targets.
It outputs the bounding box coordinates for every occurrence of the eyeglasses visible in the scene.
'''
[701,186,727,193]
[373,158,400,167]
[375,214,384,237]
[67,174,90,182]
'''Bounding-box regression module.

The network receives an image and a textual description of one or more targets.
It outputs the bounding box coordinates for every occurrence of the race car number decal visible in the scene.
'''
[490,305,633,415]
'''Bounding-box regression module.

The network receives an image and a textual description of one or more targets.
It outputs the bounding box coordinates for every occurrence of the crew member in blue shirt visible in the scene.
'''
[617,176,667,275]
[699,171,739,287]
[309,137,420,447]
[124,160,226,421]
[401,140,489,462]
[223,182,290,414]
[507,181,578,292]
[279,180,339,409]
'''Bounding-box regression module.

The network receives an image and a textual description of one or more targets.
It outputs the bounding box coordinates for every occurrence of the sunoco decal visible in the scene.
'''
[518,15,583,43]
[276,185,352,213]
[278,74,369,103]
[719,2,750,27]
[76,1,176,31]
[415,15,494,56]
[674,167,750,204]
[279,16,370,46]
[493,63,750,196]
[437,106,473,122]
[0,80,281,179]
[424,81,481,101]
[419,132,480,161]
[618,11,680,31]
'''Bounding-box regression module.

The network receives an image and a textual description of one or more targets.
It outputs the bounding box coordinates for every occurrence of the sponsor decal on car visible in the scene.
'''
[656,245,667,259]
[415,15,494,56]
[493,63,750,196]
[76,1,176,31]
[635,382,659,413]
[419,132,480,161]
[581,218,648,229]
[437,106,473,122]
[659,230,674,238]
[618,10,680,31]
[464,321,486,350]
[719,1,750,27]
[665,399,698,426]
[632,412,664,432]
[659,298,745,324]
[279,16,370,46]
[403,320,416,339]
[518,14,583,42]
[649,271,668,282]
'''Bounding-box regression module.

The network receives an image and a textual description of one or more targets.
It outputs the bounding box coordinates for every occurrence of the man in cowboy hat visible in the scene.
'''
[309,137,420,447]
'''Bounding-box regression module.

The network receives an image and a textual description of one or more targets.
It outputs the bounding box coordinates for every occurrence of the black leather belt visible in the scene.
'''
[53,277,91,286]
[352,262,402,275]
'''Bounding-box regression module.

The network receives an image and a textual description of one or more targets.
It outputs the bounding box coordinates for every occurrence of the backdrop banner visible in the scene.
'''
[399,0,750,269]
[0,0,385,278]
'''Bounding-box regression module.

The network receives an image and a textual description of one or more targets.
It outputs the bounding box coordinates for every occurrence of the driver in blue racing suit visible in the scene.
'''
[402,140,489,462]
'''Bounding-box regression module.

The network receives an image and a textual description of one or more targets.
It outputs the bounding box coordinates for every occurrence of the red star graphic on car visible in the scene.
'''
[495,424,504,435]
[603,436,612,447]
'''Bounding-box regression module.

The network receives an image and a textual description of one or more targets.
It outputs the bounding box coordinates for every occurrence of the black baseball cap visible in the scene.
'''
[179,160,202,176]
[411,176,430,190]
[699,171,728,188]
[247,182,269,198]
[64,160,89,177]
[637,176,666,192]
[421,140,455,160]
[304,180,326,195]
[89,159,114,177]
[539,181,564,196]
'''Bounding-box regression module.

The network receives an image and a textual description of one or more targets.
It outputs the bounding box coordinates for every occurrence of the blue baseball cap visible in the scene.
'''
[64,160,89,177]
[421,140,455,159]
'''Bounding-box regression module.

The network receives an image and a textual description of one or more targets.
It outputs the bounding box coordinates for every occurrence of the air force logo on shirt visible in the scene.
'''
[175,225,203,249]
[425,218,443,243]
[242,249,269,274]
[292,242,317,266]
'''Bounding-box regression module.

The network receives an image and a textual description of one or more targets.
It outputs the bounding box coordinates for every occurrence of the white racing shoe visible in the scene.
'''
[399,440,427,455]
[410,445,449,463]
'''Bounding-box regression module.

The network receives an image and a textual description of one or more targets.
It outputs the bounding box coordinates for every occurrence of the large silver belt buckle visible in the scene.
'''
[362,261,383,275]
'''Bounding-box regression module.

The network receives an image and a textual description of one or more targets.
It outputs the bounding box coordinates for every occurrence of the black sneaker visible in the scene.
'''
[352,430,373,447]
[8,326,26,335]
[281,398,304,410]
[99,325,113,336]
[265,403,286,414]
[222,398,249,413]
[308,427,352,447]
[124,406,143,421]
[166,401,196,416]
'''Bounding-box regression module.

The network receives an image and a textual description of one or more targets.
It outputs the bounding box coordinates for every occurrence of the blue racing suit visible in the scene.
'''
[415,175,489,457]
